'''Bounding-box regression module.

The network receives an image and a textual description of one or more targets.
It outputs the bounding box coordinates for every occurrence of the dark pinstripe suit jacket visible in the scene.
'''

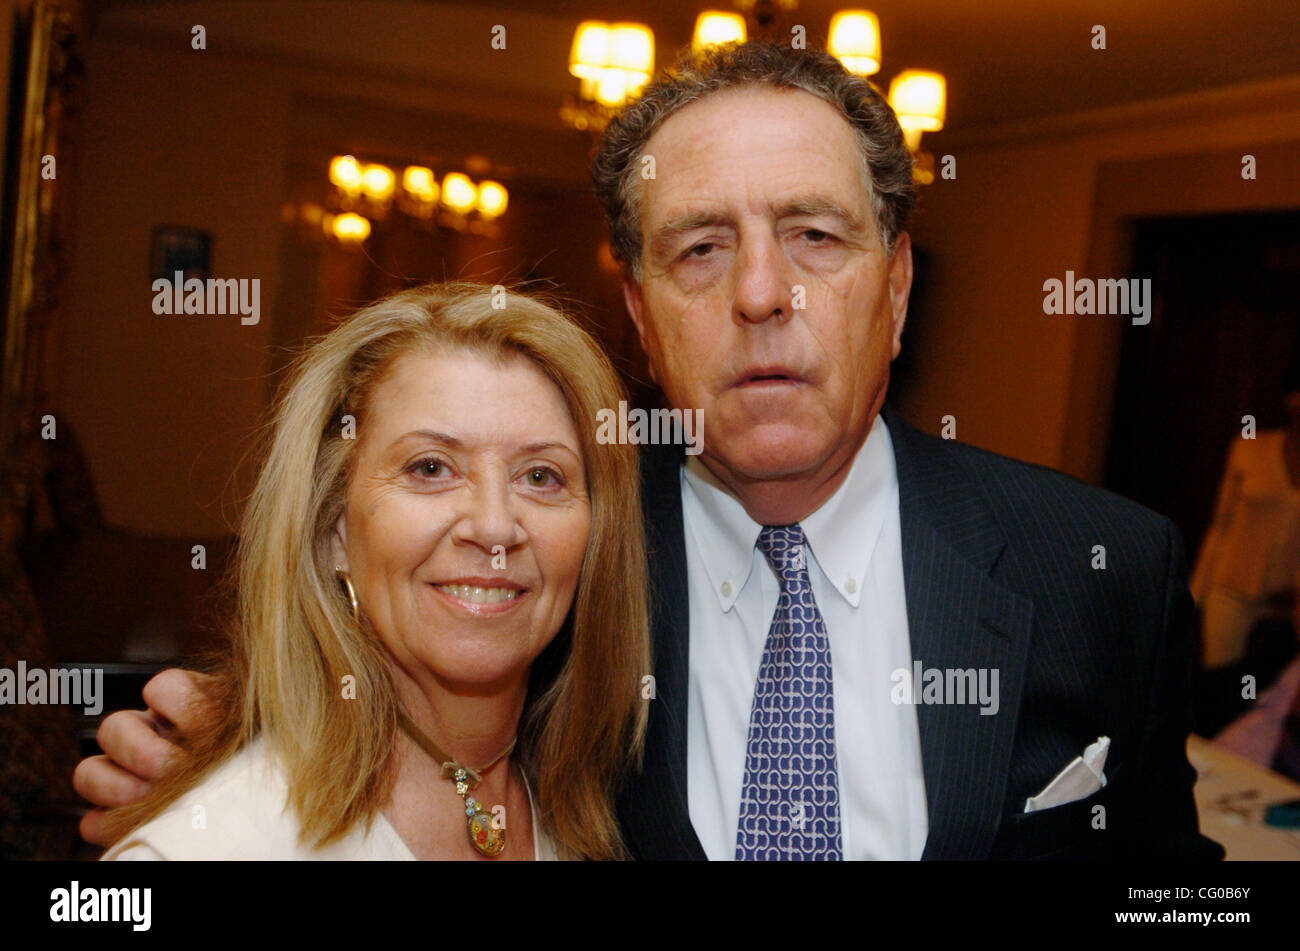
[616,403,1224,860]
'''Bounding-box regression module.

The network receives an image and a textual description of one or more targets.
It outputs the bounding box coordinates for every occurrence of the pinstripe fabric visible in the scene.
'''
[616,404,1223,861]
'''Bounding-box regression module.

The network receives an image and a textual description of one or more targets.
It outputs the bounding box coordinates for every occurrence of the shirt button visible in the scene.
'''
[845,578,858,594]
[720,581,733,598]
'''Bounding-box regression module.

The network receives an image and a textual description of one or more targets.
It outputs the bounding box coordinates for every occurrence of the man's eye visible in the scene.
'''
[687,242,715,258]
[803,229,836,243]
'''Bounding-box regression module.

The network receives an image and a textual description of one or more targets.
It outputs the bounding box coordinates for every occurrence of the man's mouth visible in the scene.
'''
[733,366,805,387]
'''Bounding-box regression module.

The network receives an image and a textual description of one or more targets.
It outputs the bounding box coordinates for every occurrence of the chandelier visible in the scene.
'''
[560,5,946,184]
[318,155,510,246]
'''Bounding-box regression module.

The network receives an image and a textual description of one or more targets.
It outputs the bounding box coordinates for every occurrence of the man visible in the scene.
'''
[75,42,1222,860]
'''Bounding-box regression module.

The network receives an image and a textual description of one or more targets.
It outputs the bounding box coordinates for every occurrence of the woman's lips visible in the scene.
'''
[429,582,527,616]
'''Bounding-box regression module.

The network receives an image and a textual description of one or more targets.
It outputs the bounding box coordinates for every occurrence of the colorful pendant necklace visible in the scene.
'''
[396,709,516,858]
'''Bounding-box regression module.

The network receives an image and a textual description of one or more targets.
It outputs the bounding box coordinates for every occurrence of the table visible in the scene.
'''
[1188,734,1300,860]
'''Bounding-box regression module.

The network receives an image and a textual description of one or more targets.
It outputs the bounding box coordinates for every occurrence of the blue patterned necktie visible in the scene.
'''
[735,524,843,860]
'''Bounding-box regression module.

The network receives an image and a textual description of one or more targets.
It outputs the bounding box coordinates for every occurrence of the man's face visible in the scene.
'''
[624,86,912,508]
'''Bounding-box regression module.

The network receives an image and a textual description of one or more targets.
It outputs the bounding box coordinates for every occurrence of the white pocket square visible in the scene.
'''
[1023,736,1109,814]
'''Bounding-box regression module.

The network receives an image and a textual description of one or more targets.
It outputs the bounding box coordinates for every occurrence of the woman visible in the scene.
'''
[99,282,649,859]
[1192,364,1300,670]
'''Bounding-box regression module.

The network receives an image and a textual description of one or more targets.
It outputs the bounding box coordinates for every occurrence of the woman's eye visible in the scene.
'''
[407,457,447,478]
[525,466,563,488]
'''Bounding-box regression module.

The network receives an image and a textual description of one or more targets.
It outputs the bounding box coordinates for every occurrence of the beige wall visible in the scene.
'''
[58,25,599,538]
[61,31,287,537]
[902,77,1300,479]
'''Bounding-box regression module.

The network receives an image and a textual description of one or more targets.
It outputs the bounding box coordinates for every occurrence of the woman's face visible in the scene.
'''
[330,345,591,693]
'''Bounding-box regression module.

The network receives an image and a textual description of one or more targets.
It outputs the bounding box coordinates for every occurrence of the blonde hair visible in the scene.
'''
[103,282,650,860]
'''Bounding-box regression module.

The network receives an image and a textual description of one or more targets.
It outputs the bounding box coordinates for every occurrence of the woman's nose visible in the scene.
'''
[457,478,525,553]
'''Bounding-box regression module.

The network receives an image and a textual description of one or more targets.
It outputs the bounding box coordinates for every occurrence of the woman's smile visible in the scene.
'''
[429,577,528,616]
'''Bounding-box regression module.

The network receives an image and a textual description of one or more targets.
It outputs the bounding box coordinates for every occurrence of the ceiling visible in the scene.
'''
[97,0,1300,134]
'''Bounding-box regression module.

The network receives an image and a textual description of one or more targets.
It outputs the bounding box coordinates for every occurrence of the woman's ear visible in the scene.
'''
[329,514,348,572]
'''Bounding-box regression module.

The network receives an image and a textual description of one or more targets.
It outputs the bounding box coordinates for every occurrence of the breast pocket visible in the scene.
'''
[995,786,1117,860]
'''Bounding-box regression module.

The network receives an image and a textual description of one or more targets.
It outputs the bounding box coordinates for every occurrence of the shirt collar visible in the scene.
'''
[681,413,896,612]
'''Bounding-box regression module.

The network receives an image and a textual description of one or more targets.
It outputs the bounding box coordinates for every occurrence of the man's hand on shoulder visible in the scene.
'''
[72,668,216,846]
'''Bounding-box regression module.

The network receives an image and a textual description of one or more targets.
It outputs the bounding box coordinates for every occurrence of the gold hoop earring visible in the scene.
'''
[334,566,359,625]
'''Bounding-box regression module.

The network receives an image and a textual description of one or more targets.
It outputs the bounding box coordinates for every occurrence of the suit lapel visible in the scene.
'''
[618,440,706,859]
[883,405,1035,860]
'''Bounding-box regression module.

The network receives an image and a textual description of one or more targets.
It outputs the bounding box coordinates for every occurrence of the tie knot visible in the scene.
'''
[757,524,809,583]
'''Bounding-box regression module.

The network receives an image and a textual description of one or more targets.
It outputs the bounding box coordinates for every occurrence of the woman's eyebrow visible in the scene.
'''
[394,429,462,447]
[392,431,578,458]
[520,441,578,456]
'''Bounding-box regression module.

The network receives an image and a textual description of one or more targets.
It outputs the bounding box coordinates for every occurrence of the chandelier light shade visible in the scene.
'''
[328,155,363,197]
[360,163,396,202]
[328,212,371,243]
[828,10,881,76]
[569,21,609,80]
[402,166,438,204]
[475,181,509,219]
[569,21,654,107]
[888,69,946,151]
[440,172,478,214]
[692,11,746,52]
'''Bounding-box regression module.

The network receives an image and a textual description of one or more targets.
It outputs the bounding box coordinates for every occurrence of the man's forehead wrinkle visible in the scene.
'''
[656,172,862,222]
[641,86,885,259]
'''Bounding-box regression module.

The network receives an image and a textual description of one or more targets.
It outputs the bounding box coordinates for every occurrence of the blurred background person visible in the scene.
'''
[1190,363,1300,735]
[1192,363,1300,671]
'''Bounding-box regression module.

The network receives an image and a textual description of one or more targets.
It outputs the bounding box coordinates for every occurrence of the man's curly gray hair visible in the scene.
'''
[591,41,916,284]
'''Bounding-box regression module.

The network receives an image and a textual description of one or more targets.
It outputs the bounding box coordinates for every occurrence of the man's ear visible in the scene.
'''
[623,275,648,348]
[622,274,659,384]
[887,232,914,360]
[329,513,349,572]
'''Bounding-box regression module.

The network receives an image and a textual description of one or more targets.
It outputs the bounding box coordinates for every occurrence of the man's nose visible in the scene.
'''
[733,233,793,325]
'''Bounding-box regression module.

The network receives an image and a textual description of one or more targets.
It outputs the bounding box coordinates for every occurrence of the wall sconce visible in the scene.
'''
[888,69,946,183]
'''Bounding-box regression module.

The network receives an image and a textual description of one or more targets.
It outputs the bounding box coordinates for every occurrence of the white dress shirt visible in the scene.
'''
[683,414,929,859]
